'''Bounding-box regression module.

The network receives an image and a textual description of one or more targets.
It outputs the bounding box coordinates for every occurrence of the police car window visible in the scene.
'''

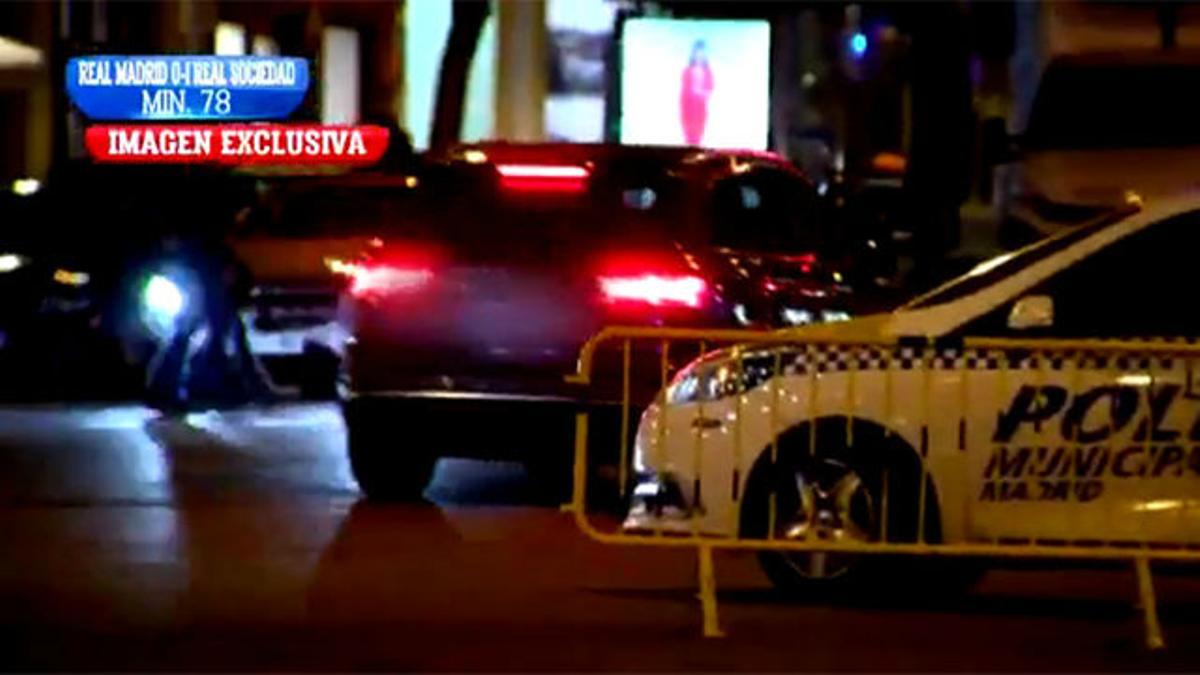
[908,207,1134,310]
[710,170,818,252]
[960,209,1200,338]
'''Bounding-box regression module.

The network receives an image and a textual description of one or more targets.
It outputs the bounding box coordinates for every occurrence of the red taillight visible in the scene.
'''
[349,264,432,298]
[598,273,707,309]
[328,242,440,299]
[495,163,589,192]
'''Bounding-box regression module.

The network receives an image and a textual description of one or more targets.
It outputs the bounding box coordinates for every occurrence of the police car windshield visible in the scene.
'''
[904,207,1136,311]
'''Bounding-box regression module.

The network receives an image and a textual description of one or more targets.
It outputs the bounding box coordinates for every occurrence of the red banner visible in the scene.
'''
[85,124,390,165]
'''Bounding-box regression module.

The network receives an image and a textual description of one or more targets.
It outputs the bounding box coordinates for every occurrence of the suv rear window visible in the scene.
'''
[241,163,689,263]
[416,162,690,254]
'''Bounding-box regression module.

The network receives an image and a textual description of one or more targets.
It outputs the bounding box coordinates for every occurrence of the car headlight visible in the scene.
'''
[0,253,29,273]
[666,349,782,404]
[53,268,90,287]
[138,273,192,340]
[143,274,185,318]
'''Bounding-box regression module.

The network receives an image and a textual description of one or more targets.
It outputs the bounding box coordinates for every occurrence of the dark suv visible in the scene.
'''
[341,143,854,500]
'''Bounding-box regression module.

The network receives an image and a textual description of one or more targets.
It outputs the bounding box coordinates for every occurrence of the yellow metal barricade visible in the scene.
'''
[564,326,1200,648]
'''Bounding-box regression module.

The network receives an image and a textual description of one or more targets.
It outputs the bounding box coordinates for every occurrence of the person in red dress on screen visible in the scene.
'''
[680,40,714,146]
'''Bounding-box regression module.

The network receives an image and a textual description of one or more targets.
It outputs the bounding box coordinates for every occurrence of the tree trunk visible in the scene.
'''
[429,0,490,154]
[902,2,973,288]
[1159,3,1179,50]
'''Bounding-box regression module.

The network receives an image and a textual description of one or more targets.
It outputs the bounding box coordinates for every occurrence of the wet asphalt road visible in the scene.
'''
[4,403,1200,671]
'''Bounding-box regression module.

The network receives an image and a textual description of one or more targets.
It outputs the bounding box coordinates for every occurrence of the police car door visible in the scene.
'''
[957,209,1200,545]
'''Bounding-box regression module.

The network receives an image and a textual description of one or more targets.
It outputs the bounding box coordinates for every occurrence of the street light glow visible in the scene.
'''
[850,32,868,58]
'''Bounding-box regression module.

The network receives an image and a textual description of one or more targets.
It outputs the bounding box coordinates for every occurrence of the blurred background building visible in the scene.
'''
[2,0,1198,198]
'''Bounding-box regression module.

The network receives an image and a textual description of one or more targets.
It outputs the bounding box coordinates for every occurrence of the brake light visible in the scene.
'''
[327,244,438,299]
[495,163,589,192]
[598,273,707,309]
[350,264,432,298]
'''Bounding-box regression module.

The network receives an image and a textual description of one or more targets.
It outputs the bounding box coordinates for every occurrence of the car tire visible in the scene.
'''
[345,405,436,502]
[299,346,342,400]
[740,419,945,599]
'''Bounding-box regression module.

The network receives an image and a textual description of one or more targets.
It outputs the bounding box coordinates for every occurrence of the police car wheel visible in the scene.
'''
[742,422,938,596]
[749,456,878,591]
[346,415,436,502]
[772,457,874,582]
[298,347,342,400]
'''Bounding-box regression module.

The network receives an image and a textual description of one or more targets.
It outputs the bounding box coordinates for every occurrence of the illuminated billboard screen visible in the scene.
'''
[620,18,770,150]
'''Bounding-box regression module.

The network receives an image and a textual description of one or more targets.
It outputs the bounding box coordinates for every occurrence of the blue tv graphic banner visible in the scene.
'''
[67,55,309,121]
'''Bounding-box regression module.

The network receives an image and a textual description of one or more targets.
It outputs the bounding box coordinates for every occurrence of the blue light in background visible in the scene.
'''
[849,32,868,58]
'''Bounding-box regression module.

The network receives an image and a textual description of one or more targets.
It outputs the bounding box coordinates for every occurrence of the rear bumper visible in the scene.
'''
[349,389,598,405]
[343,389,632,462]
[242,311,346,357]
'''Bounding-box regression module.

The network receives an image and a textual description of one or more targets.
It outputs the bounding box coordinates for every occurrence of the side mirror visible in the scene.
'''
[1008,295,1054,330]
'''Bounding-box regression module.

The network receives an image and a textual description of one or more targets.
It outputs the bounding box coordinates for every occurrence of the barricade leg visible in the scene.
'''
[562,412,589,514]
[697,544,724,638]
[1134,556,1165,651]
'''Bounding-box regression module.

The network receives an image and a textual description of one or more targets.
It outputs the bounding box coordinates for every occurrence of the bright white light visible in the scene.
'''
[633,482,662,497]
[0,254,26,273]
[733,303,751,326]
[144,275,185,319]
[214,21,247,55]
[1117,373,1153,387]
[1134,499,1184,513]
[12,178,39,196]
[782,307,813,325]
[53,268,90,286]
[821,310,851,323]
[0,36,44,69]
[252,34,280,56]
[620,18,770,149]
[967,251,1016,277]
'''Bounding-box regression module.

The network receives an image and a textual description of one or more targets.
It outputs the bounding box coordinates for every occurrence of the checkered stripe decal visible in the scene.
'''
[768,345,1186,376]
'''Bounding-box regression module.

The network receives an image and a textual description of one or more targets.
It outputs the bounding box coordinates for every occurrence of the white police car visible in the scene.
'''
[626,194,1200,592]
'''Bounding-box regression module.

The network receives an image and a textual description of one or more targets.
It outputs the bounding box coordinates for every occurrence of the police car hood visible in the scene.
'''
[777,312,893,343]
[693,314,894,373]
